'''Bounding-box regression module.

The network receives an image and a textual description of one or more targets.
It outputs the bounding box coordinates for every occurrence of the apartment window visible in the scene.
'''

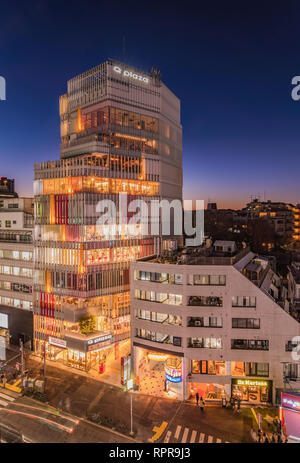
[285,340,299,352]
[5,221,11,228]
[231,339,269,350]
[193,275,226,286]
[188,337,222,349]
[232,296,256,307]
[188,296,222,307]
[188,317,222,328]
[284,363,299,380]
[232,318,260,329]
[246,362,269,377]
[136,271,182,284]
[135,289,182,305]
[8,204,18,209]
[135,328,181,346]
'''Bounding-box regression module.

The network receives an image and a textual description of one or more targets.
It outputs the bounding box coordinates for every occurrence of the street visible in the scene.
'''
[6,355,262,443]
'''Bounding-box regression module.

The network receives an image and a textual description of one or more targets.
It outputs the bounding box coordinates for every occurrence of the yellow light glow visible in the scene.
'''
[147,353,169,361]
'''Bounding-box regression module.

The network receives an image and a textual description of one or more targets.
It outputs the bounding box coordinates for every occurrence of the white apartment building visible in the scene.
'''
[287,262,300,317]
[130,241,300,404]
[0,197,34,348]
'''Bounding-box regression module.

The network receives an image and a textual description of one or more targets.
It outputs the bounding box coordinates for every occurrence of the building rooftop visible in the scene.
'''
[138,240,250,266]
[289,262,300,284]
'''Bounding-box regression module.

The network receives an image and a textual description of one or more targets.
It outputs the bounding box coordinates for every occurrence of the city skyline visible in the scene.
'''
[1,1,300,208]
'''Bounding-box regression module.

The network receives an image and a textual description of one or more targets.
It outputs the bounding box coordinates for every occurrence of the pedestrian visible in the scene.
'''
[271,433,276,443]
[237,398,241,413]
[277,433,282,443]
[234,399,238,413]
[257,428,262,443]
[283,436,288,443]
[195,392,199,406]
[2,375,6,389]
[251,427,258,442]
[263,432,269,443]
[199,396,205,411]
[230,396,234,408]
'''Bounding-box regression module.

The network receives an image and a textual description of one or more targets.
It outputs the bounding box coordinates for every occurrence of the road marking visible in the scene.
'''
[190,430,197,443]
[0,399,8,407]
[207,435,214,443]
[216,438,222,443]
[199,433,205,443]
[0,393,14,402]
[181,427,189,443]
[164,431,171,443]
[174,425,181,440]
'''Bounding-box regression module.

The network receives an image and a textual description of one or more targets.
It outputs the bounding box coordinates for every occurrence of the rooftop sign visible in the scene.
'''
[113,65,149,84]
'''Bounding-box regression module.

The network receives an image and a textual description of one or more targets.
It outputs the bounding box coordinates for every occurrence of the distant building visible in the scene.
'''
[207,202,217,211]
[130,240,300,403]
[244,199,294,237]
[0,197,34,348]
[287,262,300,317]
[0,177,18,199]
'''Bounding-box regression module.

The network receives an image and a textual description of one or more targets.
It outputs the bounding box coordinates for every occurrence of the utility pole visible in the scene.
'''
[19,338,24,385]
[43,339,47,393]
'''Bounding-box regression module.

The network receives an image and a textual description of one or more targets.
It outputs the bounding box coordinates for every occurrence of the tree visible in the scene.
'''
[79,315,96,335]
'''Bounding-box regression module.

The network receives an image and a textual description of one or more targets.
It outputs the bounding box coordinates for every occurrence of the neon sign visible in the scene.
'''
[281,393,300,412]
[113,66,149,84]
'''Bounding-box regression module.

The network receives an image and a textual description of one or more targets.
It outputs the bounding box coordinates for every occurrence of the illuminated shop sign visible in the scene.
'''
[165,364,182,383]
[88,339,111,352]
[235,379,268,387]
[165,373,182,383]
[87,334,112,346]
[148,353,169,361]
[113,65,149,84]
[48,336,67,349]
[281,393,300,412]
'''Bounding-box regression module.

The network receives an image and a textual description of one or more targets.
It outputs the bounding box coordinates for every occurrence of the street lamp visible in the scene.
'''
[127,378,134,436]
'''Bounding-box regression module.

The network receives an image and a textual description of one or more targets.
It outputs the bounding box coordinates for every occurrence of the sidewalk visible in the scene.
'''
[28,354,123,389]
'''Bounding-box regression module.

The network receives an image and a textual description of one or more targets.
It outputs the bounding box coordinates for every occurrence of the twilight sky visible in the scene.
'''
[1,0,300,208]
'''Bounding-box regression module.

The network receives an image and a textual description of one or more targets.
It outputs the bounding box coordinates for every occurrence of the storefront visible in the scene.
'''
[280,392,300,442]
[188,382,226,401]
[47,336,67,360]
[231,378,272,403]
[64,332,112,371]
[134,346,184,399]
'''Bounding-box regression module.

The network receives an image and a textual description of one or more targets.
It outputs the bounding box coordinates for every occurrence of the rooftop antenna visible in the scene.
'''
[122,35,126,63]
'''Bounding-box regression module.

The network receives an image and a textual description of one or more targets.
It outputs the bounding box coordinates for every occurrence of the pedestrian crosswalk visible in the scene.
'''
[0,390,17,408]
[164,425,230,443]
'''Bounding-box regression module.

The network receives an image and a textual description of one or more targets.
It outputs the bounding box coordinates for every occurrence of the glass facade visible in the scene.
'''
[33,60,183,372]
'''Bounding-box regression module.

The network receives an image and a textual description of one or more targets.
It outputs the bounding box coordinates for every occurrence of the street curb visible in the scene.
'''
[80,418,141,443]
[18,394,141,443]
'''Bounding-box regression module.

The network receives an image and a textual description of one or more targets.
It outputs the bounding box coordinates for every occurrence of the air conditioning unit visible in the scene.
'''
[195,320,201,327]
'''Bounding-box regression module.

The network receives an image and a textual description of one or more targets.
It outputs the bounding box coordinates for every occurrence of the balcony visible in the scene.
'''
[188,296,222,307]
